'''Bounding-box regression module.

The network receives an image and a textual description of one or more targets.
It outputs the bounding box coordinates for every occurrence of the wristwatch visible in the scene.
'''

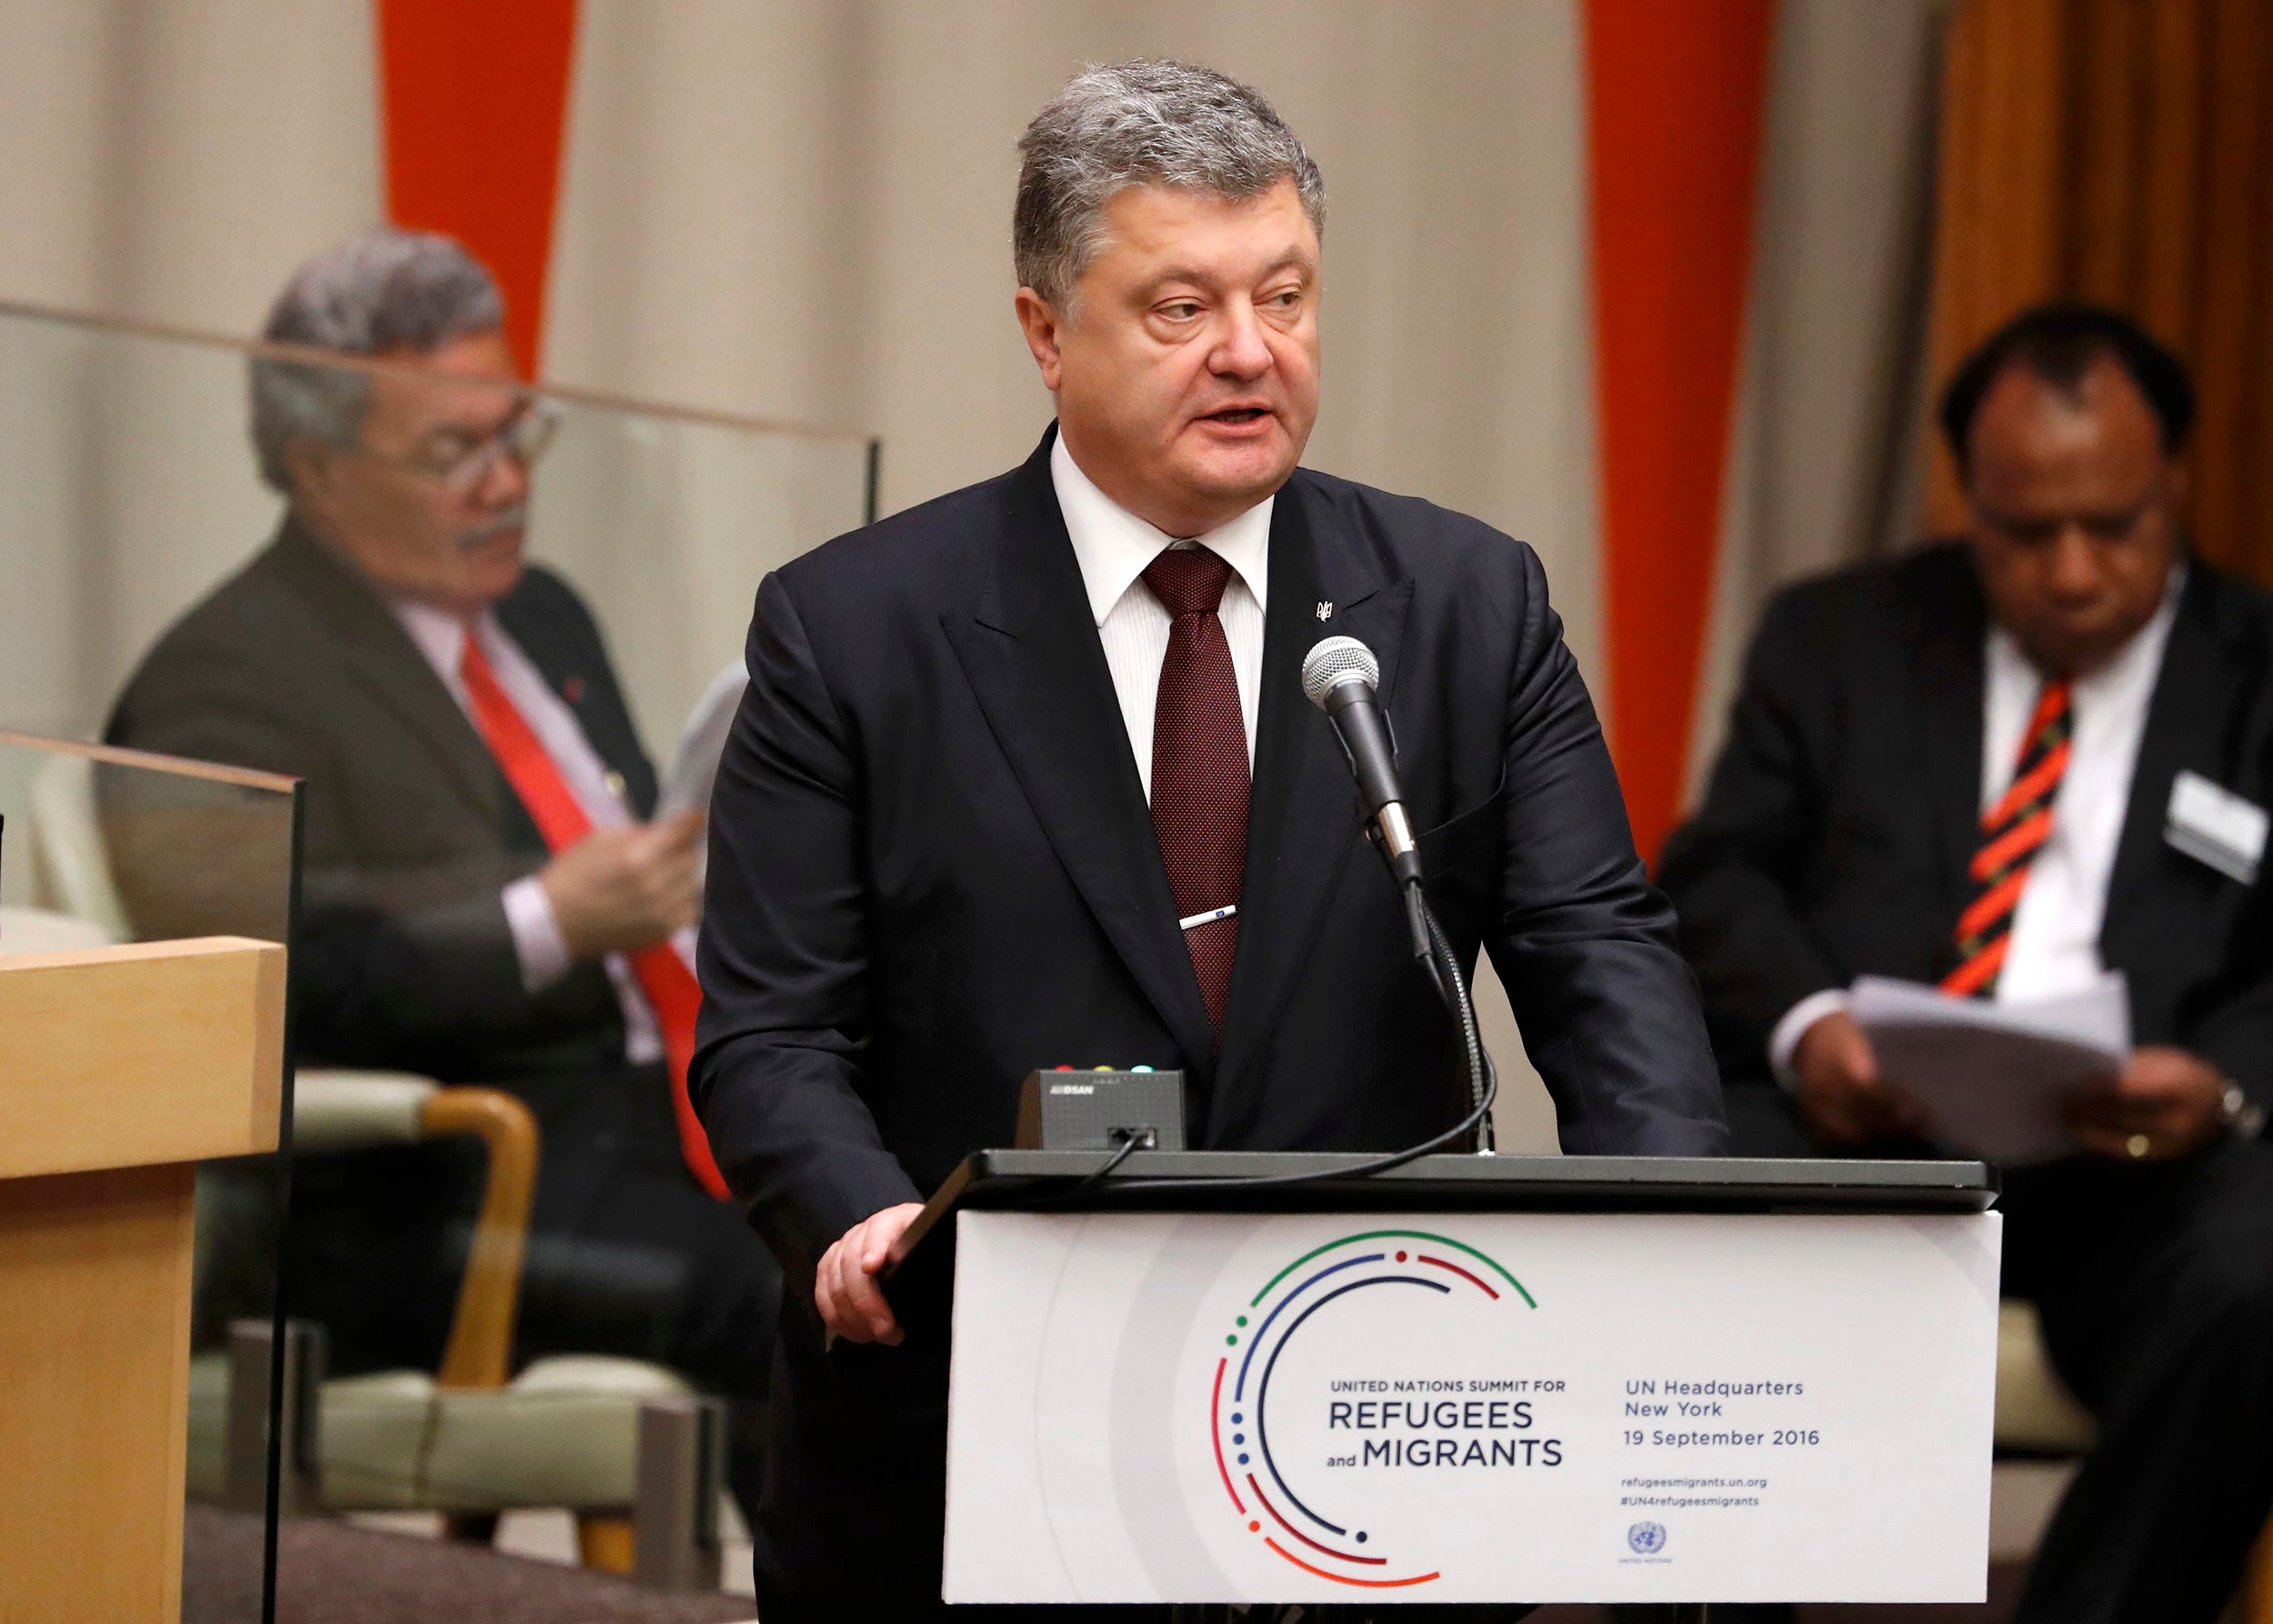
[2219,1080,2266,1138]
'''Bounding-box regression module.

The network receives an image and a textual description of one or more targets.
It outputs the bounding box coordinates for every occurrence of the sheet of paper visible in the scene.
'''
[1849,972,2130,1164]
[657,660,747,819]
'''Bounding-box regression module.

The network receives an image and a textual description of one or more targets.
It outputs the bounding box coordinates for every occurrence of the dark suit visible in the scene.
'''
[694,429,1726,1617]
[107,519,781,1512]
[1660,542,2273,1623]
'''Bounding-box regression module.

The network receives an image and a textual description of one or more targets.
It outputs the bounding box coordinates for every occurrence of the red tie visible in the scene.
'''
[1143,548,1249,1040]
[458,633,730,1198]
[1943,677,2073,1000]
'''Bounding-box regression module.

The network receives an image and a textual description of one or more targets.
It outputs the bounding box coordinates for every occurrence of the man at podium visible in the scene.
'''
[695,60,1725,1619]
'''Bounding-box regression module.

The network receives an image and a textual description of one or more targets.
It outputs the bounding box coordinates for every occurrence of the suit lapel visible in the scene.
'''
[271,522,506,822]
[940,435,1218,1080]
[1211,476,1408,1137]
[2103,569,2227,946]
[1911,565,1988,930]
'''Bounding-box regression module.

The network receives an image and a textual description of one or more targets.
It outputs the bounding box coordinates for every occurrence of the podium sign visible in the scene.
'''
[943,1207,1999,1606]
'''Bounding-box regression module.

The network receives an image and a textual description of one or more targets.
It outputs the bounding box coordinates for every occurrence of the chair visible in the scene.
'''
[25,750,131,936]
[1997,1298,2273,1620]
[186,1070,709,1573]
[0,905,115,955]
[28,751,718,1581]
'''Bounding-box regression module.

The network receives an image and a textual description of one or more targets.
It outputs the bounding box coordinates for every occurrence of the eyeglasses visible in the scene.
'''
[371,401,563,494]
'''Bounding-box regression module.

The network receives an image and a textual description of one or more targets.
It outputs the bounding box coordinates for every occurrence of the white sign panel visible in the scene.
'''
[943,1208,2000,1605]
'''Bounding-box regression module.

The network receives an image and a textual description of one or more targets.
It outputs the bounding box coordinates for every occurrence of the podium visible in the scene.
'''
[0,937,285,1621]
[903,1149,2000,1611]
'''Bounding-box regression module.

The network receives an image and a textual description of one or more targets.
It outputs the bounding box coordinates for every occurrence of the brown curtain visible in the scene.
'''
[1924,0,2273,586]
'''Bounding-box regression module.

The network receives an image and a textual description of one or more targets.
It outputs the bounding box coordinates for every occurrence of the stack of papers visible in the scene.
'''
[1850,972,2130,1163]
[658,661,749,820]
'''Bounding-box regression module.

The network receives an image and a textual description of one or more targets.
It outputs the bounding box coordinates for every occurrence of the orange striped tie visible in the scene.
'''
[1942,678,2073,999]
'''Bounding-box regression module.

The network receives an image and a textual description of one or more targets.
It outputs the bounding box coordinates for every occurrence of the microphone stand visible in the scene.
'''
[1071,792,1501,1195]
[1384,832,1497,1156]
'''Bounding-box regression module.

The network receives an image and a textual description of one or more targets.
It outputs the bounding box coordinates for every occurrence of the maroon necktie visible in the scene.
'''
[1143,547,1249,1039]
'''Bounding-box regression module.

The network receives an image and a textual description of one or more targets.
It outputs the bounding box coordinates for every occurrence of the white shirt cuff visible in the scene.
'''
[502,876,574,993]
[607,955,666,1065]
[1767,988,1853,1091]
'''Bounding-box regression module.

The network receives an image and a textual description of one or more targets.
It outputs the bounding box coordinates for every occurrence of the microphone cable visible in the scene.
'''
[1074,879,1497,1199]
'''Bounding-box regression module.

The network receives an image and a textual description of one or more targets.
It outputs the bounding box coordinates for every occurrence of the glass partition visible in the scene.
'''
[0,731,298,1622]
[0,301,876,1609]
[0,297,876,756]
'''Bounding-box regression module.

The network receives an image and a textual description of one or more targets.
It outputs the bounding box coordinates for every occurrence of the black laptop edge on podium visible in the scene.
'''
[891,1150,1999,1282]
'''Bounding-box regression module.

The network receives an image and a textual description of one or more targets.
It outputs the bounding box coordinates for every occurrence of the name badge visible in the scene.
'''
[2166,770,2267,886]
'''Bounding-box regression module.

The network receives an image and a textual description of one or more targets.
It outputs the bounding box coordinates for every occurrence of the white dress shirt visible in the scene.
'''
[1050,433,1270,798]
[1768,573,2183,1081]
[391,598,663,1063]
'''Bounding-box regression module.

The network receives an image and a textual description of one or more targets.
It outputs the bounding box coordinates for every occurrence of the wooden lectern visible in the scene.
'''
[0,937,285,1622]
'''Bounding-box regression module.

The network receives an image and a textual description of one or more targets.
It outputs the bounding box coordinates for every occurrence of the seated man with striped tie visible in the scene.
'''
[105,228,780,1520]
[1659,302,2273,1624]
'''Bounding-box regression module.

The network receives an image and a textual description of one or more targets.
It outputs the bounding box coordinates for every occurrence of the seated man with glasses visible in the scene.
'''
[107,227,780,1521]
[1660,303,2273,1624]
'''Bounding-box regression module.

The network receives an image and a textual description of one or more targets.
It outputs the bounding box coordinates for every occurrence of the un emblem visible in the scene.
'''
[1627,1520,1667,1555]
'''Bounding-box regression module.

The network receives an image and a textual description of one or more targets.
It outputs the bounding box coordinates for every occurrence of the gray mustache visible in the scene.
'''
[456,506,528,549]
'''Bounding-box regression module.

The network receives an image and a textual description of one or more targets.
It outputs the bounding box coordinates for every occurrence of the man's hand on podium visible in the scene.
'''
[816,1202,924,1345]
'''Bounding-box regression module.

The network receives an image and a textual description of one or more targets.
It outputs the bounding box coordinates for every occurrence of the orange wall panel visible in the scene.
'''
[1585,0,1777,861]
[375,0,580,376]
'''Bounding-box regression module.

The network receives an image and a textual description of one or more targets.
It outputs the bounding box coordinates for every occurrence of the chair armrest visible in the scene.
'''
[423,1088,538,1390]
[0,905,115,956]
[293,1069,538,1390]
[292,1069,438,1152]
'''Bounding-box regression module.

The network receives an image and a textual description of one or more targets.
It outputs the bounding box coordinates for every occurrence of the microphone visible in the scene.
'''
[1060,632,1501,1196]
[1301,637,1421,888]
[1301,634,1497,1157]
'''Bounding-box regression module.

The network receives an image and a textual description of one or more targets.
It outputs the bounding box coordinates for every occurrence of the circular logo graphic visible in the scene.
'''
[1207,1228,1536,1589]
[1627,1520,1667,1555]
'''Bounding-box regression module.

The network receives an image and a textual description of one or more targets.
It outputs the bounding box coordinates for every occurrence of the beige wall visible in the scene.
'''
[0,0,1944,1150]
[1689,0,1946,806]
[0,0,381,332]
[0,0,1946,721]
[544,0,1608,674]
[0,0,383,744]
[0,0,1609,720]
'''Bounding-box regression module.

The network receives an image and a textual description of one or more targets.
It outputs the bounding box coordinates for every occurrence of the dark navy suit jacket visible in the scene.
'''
[692,428,1722,1610]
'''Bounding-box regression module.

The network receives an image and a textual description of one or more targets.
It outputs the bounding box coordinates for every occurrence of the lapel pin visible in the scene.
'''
[1316,601,1333,621]
[562,676,586,704]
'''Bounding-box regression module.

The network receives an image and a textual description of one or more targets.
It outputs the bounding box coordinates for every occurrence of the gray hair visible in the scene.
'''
[249,227,505,492]
[1015,59,1325,312]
